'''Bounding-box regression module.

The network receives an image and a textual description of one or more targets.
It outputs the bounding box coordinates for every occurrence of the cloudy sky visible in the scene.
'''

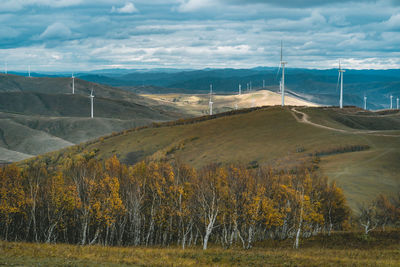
[1,0,400,71]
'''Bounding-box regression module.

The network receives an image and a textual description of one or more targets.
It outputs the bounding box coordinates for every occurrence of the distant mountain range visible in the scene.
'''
[60,67,399,110]
[6,67,400,109]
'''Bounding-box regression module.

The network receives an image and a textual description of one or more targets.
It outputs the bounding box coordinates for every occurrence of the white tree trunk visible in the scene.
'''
[203,212,217,250]
[294,190,304,249]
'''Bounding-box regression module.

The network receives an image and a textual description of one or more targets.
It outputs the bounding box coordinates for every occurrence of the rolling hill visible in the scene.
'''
[0,92,179,119]
[0,73,182,109]
[142,90,318,116]
[36,106,400,210]
[0,74,187,163]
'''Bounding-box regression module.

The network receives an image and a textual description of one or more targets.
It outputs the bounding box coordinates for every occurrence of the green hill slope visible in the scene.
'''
[41,106,399,209]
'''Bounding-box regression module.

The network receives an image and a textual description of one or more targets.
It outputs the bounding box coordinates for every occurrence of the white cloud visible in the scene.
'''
[40,22,71,40]
[111,2,139,14]
[0,0,83,11]
[177,0,214,12]
[51,53,63,60]
[328,15,349,26]
[382,13,400,28]
[0,0,137,11]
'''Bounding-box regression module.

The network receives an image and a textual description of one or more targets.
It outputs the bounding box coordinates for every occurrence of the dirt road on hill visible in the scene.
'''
[290,108,400,138]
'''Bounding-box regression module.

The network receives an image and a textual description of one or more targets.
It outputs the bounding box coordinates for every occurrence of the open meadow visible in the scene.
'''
[1,231,400,266]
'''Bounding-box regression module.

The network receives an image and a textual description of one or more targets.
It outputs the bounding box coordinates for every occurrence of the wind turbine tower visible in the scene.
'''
[390,95,393,109]
[280,41,287,107]
[364,96,367,110]
[28,65,31,78]
[90,89,94,118]
[238,84,241,95]
[338,61,345,109]
[4,62,7,74]
[72,73,75,94]
[209,84,213,115]
[397,97,399,110]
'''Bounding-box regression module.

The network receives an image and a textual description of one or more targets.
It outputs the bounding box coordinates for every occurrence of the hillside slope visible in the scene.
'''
[39,106,400,209]
[0,74,188,163]
[0,92,179,119]
[0,74,184,114]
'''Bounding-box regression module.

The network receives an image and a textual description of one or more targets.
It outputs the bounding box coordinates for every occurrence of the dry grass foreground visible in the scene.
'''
[1,231,400,266]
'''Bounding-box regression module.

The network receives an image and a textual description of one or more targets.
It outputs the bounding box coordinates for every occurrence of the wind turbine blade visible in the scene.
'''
[336,71,340,92]
[275,64,281,81]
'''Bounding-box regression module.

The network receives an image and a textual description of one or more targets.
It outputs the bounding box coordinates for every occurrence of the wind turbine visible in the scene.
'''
[364,95,367,110]
[278,41,287,107]
[209,84,213,115]
[397,97,399,110]
[390,95,393,109]
[238,84,241,95]
[90,89,94,118]
[72,73,75,94]
[338,60,345,109]
[28,65,31,78]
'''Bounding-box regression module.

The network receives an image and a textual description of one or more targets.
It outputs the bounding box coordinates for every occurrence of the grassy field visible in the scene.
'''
[1,231,400,266]
[83,106,364,166]
[299,107,400,209]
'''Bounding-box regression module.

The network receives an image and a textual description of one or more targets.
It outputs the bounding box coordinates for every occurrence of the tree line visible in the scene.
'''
[1,154,351,249]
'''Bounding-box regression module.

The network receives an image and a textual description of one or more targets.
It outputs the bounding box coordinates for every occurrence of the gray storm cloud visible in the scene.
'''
[0,0,399,71]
